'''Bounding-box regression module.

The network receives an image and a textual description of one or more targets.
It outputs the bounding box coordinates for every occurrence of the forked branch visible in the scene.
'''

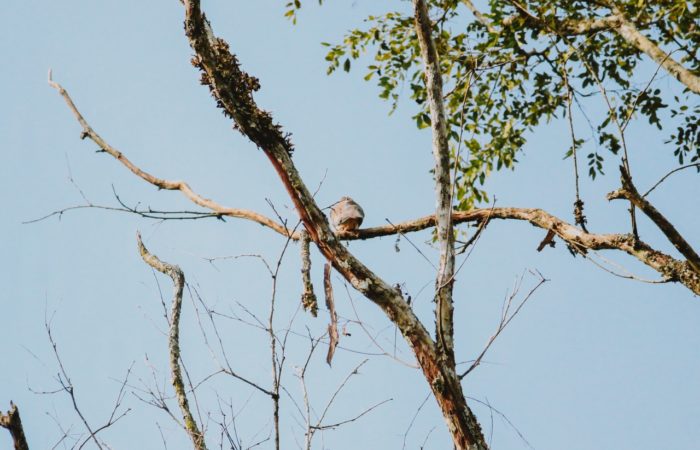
[48,71,294,239]
[181,1,487,448]
[47,67,699,297]
[608,167,700,274]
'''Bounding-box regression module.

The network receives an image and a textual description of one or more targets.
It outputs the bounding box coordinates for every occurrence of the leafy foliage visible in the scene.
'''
[290,0,699,209]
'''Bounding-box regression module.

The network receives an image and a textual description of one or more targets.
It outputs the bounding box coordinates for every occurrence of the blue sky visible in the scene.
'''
[1,1,699,449]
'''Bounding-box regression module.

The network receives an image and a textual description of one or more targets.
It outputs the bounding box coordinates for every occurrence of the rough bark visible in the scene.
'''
[137,233,207,450]
[47,73,700,298]
[181,1,487,448]
[0,403,29,450]
[300,230,318,316]
[412,0,458,366]
[368,207,700,295]
[610,8,700,95]
[608,167,700,274]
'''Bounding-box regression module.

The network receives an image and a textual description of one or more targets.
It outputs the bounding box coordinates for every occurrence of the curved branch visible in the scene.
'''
[349,207,700,295]
[48,72,295,239]
[643,163,700,198]
[49,67,700,289]
[136,232,207,450]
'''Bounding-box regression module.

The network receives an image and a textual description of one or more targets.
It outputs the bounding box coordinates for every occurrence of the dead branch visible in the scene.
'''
[354,207,700,295]
[46,66,700,294]
[324,263,339,366]
[0,402,30,450]
[300,230,318,316]
[401,393,431,450]
[136,232,208,450]
[48,71,294,239]
[267,221,302,450]
[311,398,392,431]
[460,271,547,378]
[643,163,700,198]
[42,313,131,450]
[312,359,369,429]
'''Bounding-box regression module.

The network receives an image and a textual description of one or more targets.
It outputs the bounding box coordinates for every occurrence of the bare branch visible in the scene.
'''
[313,359,369,429]
[136,232,208,450]
[643,163,700,198]
[350,207,700,295]
[0,402,30,450]
[324,263,340,366]
[412,0,458,365]
[44,316,104,450]
[48,71,295,239]
[299,230,318,316]
[311,398,392,431]
[607,167,700,274]
[460,271,547,378]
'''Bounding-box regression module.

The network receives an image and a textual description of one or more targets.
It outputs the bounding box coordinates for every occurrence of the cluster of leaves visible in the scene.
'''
[284,0,323,24]
[290,0,699,209]
[668,96,700,165]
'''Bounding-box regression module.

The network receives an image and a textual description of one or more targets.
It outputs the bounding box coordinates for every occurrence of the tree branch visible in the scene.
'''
[413,0,458,368]
[610,7,700,95]
[501,2,700,94]
[460,0,495,33]
[299,230,318,316]
[350,207,700,295]
[0,402,30,450]
[49,63,700,290]
[643,163,700,198]
[181,1,487,448]
[48,71,296,239]
[607,167,700,274]
[136,232,208,450]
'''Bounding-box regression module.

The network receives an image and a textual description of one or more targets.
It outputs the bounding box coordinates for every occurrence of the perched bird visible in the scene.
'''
[330,196,364,232]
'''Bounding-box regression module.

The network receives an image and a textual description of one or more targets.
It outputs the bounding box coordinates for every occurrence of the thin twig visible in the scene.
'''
[461,270,547,378]
[643,163,700,198]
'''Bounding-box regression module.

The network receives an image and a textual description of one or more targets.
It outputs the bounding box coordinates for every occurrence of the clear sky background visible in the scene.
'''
[1,1,699,449]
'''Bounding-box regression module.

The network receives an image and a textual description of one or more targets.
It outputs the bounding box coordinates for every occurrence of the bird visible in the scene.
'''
[330,196,364,232]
